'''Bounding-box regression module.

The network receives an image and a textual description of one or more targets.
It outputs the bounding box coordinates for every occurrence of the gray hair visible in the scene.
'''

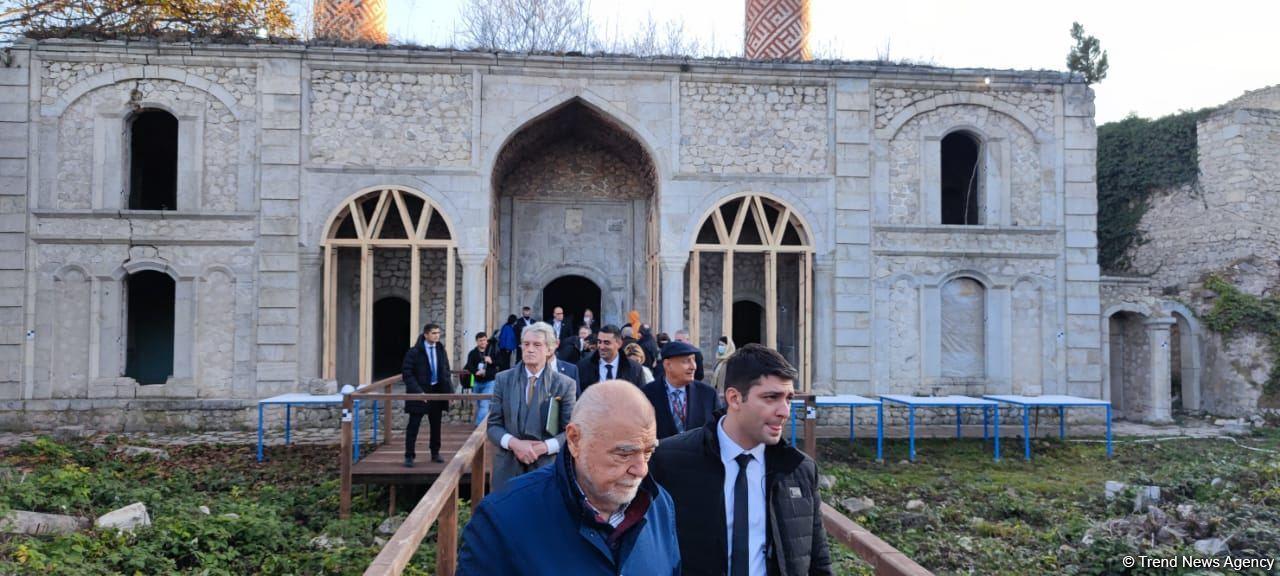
[522,321,558,346]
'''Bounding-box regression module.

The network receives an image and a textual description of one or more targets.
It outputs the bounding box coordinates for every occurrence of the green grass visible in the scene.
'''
[818,429,1280,575]
[3,431,1276,575]
[0,437,450,575]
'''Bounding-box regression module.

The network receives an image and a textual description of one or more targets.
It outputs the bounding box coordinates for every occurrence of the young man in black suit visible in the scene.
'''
[643,341,717,439]
[401,323,453,466]
[649,344,832,576]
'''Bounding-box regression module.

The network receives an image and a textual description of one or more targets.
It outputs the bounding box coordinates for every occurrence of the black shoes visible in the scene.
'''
[403,456,414,468]
[431,453,444,463]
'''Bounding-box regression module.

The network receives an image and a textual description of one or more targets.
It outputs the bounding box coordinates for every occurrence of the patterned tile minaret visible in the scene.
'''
[313,0,388,44]
[744,0,811,60]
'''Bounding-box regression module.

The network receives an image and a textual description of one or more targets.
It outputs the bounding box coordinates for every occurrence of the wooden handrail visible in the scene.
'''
[355,374,401,395]
[821,503,933,575]
[363,422,488,576]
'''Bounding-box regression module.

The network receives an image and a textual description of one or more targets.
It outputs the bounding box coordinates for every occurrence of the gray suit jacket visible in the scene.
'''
[486,365,577,493]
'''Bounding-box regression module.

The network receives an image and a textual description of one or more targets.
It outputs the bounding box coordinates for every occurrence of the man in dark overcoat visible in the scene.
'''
[402,322,453,466]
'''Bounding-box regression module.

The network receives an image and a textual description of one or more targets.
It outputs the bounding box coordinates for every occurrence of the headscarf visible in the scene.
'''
[627,310,641,339]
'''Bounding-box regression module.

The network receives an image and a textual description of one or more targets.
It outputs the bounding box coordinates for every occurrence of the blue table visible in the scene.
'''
[879,395,1001,462]
[257,393,372,462]
[790,395,884,461]
[982,395,1113,461]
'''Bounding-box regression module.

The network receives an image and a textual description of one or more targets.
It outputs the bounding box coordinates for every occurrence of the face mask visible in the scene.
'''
[717,344,727,355]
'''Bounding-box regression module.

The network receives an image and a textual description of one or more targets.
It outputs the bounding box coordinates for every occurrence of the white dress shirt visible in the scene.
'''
[598,356,620,383]
[498,367,560,455]
[718,416,767,576]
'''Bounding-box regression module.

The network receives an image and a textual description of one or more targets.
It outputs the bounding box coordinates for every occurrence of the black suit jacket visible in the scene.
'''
[575,352,647,395]
[643,380,717,439]
[402,339,453,414]
[649,422,834,576]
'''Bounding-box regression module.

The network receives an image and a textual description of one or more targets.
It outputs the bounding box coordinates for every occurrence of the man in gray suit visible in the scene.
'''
[487,321,577,493]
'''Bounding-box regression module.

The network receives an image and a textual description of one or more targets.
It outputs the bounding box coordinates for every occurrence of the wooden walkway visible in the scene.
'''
[352,423,489,485]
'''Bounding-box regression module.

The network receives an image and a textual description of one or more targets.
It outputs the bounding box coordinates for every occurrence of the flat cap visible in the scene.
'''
[661,341,699,360]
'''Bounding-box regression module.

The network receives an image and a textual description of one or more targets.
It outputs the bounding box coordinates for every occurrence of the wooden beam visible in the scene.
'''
[772,206,792,247]
[751,195,774,245]
[340,395,354,518]
[689,251,700,348]
[348,200,368,240]
[799,252,810,391]
[323,239,457,248]
[445,248,456,364]
[766,251,777,349]
[820,503,935,575]
[469,435,486,511]
[728,197,750,244]
[722,251,733,343]
[323,245,335,380]
[367,190,392,239]
[392,190,415,241]
[711,207,729,244]
[416,203,434,241]
[410,246,421,344]
[359,246,372,385]
[437,487,459,575]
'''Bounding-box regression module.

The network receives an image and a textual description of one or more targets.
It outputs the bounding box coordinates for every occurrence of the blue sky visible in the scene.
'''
[300,0,1280,124]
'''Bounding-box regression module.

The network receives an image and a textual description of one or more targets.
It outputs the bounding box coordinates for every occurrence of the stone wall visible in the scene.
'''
[307,70,472,167]
[679,82,828,175]
[53,78,241,210]
[1112,106,1280,416]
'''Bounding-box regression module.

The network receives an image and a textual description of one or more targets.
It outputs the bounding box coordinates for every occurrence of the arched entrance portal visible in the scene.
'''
[491,98,658,327]
[542,275,601,329]
[372,297,410,379]
[733,300,764,347]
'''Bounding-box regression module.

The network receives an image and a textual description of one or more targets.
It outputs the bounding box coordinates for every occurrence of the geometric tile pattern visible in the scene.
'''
[744,0,811,60]
[313,0,388,44]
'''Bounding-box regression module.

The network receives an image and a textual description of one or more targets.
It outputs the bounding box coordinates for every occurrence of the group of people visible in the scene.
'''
[397,305,829,575]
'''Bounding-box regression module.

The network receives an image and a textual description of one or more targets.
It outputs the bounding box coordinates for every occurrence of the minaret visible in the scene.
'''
[313,0,388,44]
[744,0,811,60]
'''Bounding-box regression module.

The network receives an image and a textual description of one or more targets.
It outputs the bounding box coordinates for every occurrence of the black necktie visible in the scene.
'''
[732,453,752,576]
[606,363,614,380]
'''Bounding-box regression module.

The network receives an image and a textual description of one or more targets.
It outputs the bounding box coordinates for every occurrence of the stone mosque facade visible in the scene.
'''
[0,35,1108,430]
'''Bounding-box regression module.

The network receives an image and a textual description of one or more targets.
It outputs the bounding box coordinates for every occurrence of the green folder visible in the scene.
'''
[545,396,561,436]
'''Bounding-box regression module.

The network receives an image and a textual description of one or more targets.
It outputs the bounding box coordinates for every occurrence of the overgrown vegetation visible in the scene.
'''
[0,437,452,575]
[1201,275,1280,399]
[1097,108,1216,272]
[821,429,1280,575]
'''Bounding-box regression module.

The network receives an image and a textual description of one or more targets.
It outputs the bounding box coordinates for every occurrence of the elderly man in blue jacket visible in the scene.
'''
[457,379,680,575]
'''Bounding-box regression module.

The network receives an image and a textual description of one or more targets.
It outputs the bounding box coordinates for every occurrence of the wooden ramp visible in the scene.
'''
[352,423,488,485]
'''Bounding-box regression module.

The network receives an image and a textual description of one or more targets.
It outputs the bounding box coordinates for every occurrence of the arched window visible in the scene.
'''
[128,109,179,211]
[321,187,458,384]
[125,270,176,384]
[940,131,982,225]
[688,194,814,389]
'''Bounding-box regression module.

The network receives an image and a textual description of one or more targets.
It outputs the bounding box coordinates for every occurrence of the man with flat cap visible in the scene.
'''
[643,340,718,440]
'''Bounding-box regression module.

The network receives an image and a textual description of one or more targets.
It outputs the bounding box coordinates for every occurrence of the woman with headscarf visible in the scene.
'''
[709,336,736,397]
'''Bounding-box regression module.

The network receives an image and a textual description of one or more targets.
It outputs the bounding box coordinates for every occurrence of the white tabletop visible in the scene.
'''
[258,393,345,405]
[879,394,999,406]
[791,394,881,406]
[982,394,1110,406]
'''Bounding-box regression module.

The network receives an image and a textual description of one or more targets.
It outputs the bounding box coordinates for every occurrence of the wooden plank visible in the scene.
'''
[340,396,354,518]
[445,248,455,363]
[728,197,750,244]
[690,244,813,254]
[351,393,493,402]
[322,239,458,248]
[359,246,373,385]
[766,251,777,349]
[364,424,488,576]
[410,246,421,344]
[323,244,335,380]
[437,488,458,575]
[820,503,934,576]
[722,251,733,344]
[348,200,367,240]
[367,190,392,239]
[751,195,773,245]
[469,439,486,511]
